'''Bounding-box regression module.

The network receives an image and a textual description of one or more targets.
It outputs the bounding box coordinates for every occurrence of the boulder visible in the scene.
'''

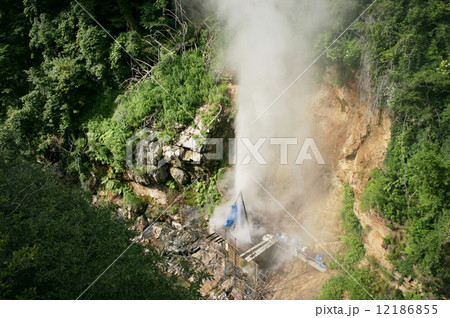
[151,224,163,239]
[116,208,125,218]
[172,221,183,230]
[165,230,199,254]
[162,145,183,163]
[126,163,169,185]
[203,251,217,265]
[126,169,153,186]
[176,126,203,151]
[150,164,169,183]
[144,205,155,219]
[135,215,149,232]
[97,190,123,206]
[192,250,203,260]
[128,182,168,205]
[123,204,142,219]
[135,137,161,165]
[221,277,234,294]
[181,206,202,227]
[170,167,189,185]
[181,149,202,163]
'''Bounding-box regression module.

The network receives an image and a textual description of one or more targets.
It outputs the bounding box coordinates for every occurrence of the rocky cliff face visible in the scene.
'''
[271,78,393,299]
[135,204,271,300]
[311,80,421,293]
[123,83,235,205]
[312,80,393,269]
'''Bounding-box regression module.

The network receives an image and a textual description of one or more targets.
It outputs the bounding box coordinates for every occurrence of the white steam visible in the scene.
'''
[199,1,333,250]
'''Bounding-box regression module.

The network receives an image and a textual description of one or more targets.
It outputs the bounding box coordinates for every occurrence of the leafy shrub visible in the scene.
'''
[0,150,202,299]
[336,184,365,265]
[193,168,224,216]
[85,50,219,173]
[123,192,146,213]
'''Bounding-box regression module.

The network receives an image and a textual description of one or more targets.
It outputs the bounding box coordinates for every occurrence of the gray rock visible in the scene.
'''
[116,208,125,218]
[126,169,153,186]
[181,149,202,163]
[144,205,155,219]
[165,230,199,254]
[170,167,189,185]
[162,146,183,163]
[124,204,142,219]
[128,182,168,205]
[150,164,169,183]
[172,221,183,230]
[221,277,234,294]
[135,137,162,166]
[135,215,149,232]
[181,206,202,227]
[151,224,163,239]
[176,126,204,151]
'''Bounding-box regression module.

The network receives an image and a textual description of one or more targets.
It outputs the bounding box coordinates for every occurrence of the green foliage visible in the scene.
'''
[0,0,222,176]
[86,116,132,171]
[338,184,365,265]
[318,267,395,300]
[86,50,217,173]
[151,52,215,126]
[13,2,119,143]
[199,80,231,134]
[0,150,202,299]
[123,191,146,213]
[360,169,386,213]
[361,141,449,297]
[115,51,215,128]
[0,234,37,299]
[340,184,362,234]
[193,168,224,216]
[320,0,450,298]
[315,0,372,84]
[0,0,223,300]
[0,1,31,119]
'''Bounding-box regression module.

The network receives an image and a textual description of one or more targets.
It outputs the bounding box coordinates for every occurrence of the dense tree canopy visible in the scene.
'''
[0,150,204,299]
[0,0,216,300]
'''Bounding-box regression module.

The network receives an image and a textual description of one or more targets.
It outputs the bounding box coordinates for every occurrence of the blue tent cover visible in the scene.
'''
[224,204,238,227]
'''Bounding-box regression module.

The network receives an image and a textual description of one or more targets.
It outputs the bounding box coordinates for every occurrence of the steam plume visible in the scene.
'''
[199,0,332,248]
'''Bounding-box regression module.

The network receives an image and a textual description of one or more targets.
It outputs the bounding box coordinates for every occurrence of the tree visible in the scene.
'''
[0,150,203,299]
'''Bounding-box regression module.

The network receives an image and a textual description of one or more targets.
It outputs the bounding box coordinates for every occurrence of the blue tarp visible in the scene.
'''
[315,253,326,268]
[224,204,238,227]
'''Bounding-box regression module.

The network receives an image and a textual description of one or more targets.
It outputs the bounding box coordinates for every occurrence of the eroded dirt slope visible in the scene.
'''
[271,78,392,299]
